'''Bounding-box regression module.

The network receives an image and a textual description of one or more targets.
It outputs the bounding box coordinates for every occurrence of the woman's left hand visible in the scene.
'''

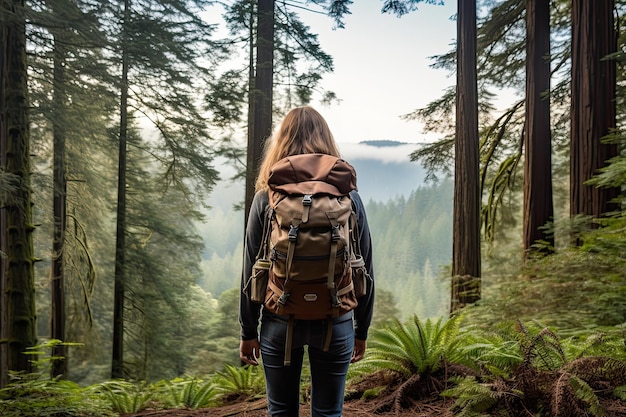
[351,338,366,363]
[240,338,260,366]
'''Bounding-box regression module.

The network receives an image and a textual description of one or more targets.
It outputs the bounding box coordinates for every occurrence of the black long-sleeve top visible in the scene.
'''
[239,190,375,341]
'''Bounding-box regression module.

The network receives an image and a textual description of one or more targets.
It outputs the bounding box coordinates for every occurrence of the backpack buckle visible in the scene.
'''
[302,194,312,206]
[331,225,341,241]
[278,292,291,305]
[288,225,299,241]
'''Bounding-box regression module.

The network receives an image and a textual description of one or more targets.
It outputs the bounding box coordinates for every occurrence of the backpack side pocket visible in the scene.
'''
[250,259,271,303]
[351,255,369,298]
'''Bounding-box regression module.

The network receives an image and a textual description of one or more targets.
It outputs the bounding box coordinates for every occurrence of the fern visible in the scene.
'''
[516,321,567,371]
[552,372,606,417]
[352,314,465,378]
[158,377,220,409]
[92,380,154,414]
[561,331,626,361]
[460,323,523,377]
[442,376,520,417]
[211,364,266,398]
[0,373,114,417]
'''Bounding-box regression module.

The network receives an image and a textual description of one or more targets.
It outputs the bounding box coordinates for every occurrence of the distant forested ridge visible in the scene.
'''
[359,140,409,147]
[366,180,452,319]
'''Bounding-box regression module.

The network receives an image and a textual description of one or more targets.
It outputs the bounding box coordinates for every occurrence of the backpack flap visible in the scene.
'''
[268,153,357,197]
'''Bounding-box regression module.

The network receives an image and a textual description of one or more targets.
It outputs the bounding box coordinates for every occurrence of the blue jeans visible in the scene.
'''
[260,312,355,417]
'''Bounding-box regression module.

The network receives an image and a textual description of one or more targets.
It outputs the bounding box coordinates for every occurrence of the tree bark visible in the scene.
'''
[51,29,68,379]
[112,0,131,380]
[451,0,481,314]
[523,0,554,256]
[570,0,618,223]
[0,0,9,388]
[244,0,274,223]
[0,0,37,377]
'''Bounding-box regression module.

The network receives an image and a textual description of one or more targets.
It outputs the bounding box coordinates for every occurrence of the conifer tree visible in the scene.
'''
[26,0,117,381]
[101,0,226,379]
[0,0,37,381]
[121,128,206,381]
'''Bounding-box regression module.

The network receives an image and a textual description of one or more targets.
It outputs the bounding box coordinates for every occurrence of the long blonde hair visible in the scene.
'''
[255,106,341,192]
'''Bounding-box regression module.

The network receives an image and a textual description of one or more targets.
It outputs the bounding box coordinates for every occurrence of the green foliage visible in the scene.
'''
[93,380,154,414]
[371,288,401,329]
[463,240,626,334]
[554,374,604,417]
[444,321,626,417]
[157,377,221,409]
[0,373,114,417]
[365,180,452,320]
[442,376,521,417]
[458,324,523,377]
[211,364,266,399]
[352,314,464,378]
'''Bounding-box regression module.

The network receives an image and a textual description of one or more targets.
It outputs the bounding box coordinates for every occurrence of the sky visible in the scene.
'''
[298,1,458,146]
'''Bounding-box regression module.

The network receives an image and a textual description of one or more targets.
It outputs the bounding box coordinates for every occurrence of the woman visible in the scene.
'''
[239,106,375,417]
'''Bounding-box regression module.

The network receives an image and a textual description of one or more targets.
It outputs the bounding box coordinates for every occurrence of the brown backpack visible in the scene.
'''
[249,153,369,365]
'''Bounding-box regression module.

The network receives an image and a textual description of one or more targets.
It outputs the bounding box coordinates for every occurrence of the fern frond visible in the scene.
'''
[552,372,605,417]
[363,314,464,378]
[569,375,605,417]
[442,376,501,417]
[92,380,153,414]
[564,356,626,387]
[212,364,265,398]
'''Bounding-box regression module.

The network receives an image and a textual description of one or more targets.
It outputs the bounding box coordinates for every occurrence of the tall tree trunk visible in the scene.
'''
[51,30,68,379]
[570,0,618,224]
[244,0,274,222]
[0,0,37,376]
[112,0,131,380]
[523,0,553,256]
[0,0,9,388]
[451,0,481,314]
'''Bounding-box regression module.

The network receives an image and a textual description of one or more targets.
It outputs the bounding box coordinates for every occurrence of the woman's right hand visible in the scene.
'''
[240,338,260,366]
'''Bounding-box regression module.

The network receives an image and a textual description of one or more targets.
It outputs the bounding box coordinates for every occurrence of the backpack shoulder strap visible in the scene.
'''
[350,196,364,258]
[254,204,272,262]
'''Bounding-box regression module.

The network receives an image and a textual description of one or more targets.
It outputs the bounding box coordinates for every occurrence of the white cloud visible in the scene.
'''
[339,142,419,163]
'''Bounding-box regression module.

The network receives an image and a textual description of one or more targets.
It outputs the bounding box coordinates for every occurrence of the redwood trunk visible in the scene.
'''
[112,0,131,380]
[51,32,68,379]
[451,0,481,313]
[523,0,554,255]
[245,0,274,222]
[570,0,618,222]
[1,0,37,376]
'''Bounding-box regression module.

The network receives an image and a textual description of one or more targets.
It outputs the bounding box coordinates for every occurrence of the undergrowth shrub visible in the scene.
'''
[155,376,221,409]
[211,363,266,400]
[92,380,154,414]
[0,373,115,417]
[443,321,626,416]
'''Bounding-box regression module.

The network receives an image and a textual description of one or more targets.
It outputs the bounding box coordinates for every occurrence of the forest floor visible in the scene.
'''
[120,384,626,417]
[121,369,626,417]
[122,394,626,417]
[122,396,454,417]
[122,369,456,417]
